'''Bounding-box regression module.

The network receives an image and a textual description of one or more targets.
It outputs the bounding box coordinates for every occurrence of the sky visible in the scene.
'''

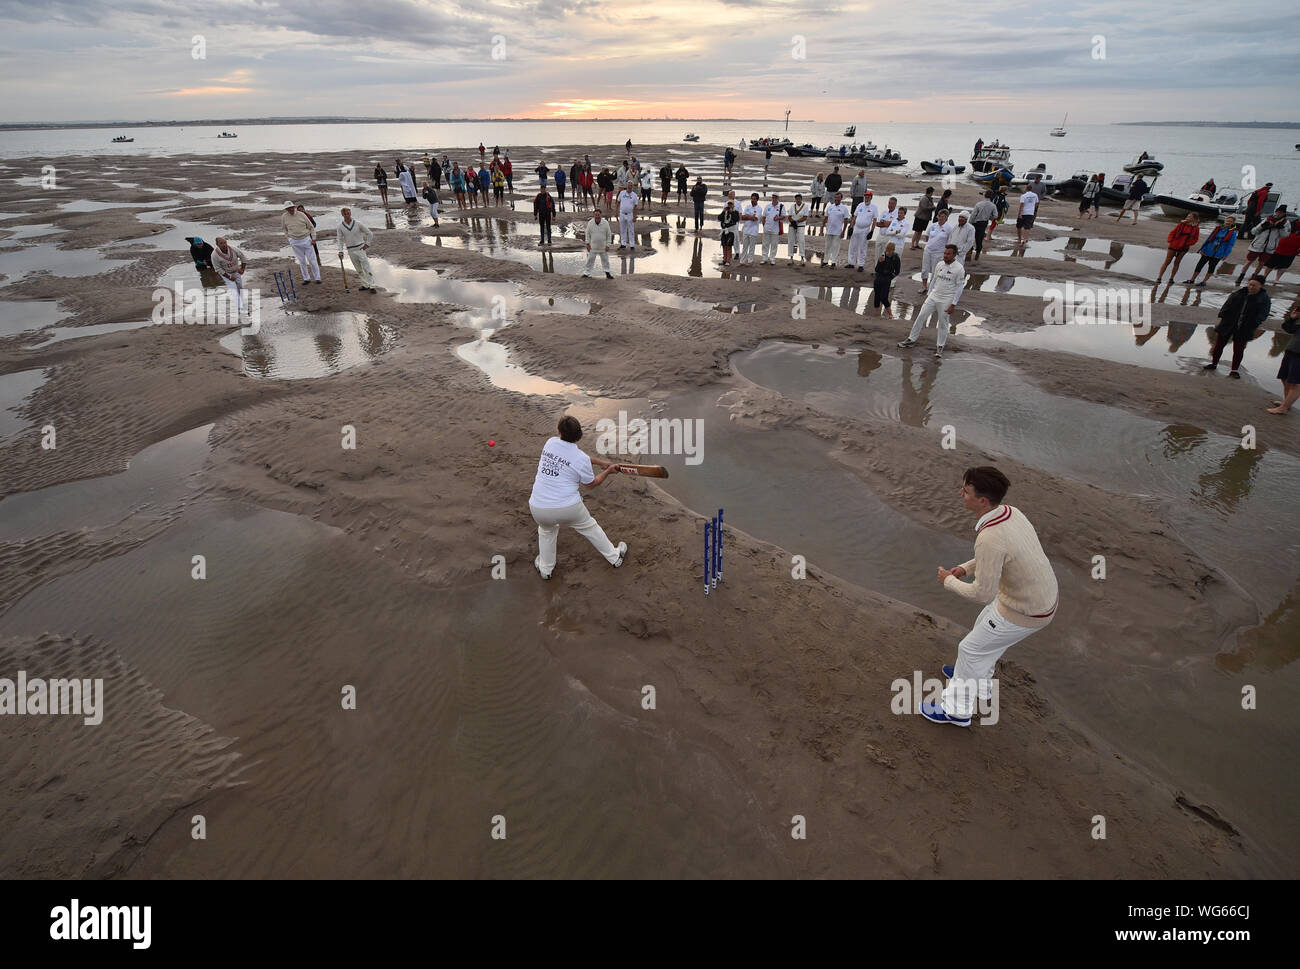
[0,0,1296,124]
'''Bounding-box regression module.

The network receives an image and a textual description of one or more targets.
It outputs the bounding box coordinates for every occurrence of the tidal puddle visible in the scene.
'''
[0,424,211,539]
[0,299,69,338]
[960,316,1284,378]
[219,310,394,380]
[0,223,62,243]
[0,497,782,877]
[58,199,174,213]
[29,320,157,346]
[0,367,47,436]
[0,241,133,282]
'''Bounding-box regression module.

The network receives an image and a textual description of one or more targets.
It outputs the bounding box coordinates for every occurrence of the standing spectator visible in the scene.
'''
[970,192,996,261]
[787,193,810,265]
[675,164,690,203]
[430,156,442,191]
[847,191,878,271]
[1113,175,1149,225]
[492,165,506,205]
[659,162,673,206]
[690,176,709,232]
[597,167,615,207]
[724,147,735,176]
[421,182,440,227]
[820,192,852,269]
[554,165,567,207]
[760,192,785,265]
[1261,220,1300,286]
[825,166,843,199]
[536,160,549,188]
[1266,304,1300,414]
[639,166,653,207]
[739,192,763,265]
[1204,276,1270,378]
[464,165,479,209]
[850,170,868,217]
[1242,182,1272,237]
[1015,187,1039,243]
[478,165,492,207]
[936,189,953,217]
[764,146,773,172]
[534,186,556,245]
[948,211,977,265]
[719,198,740,267]
[911,186,936,249]
[616,181,639,251]
[502,155,514,196]
[1183,217,1238,286]
[450,163,466,209]
[374,163,389,206]
[1236,213,1286,284]
[873,242,901,317]
[809,172,827,214]
[579,165,594,207]
[1155,213,1201,284]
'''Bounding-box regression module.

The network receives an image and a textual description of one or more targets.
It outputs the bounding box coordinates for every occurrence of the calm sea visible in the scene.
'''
[2,120,1297,204]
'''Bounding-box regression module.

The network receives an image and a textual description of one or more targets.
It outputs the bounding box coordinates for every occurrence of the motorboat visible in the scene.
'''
[748,136,792,150]
[844,125,856,137]
[859,147,906,167]
[972,167,1013,186]
[970,143,1012,175]
[1010,163,1062,191]
[683,133,700,142]
[1153,190,1277,220]
[1123,155,1163,176]
[1049,113,1067,137]
[920,159,965,174]
[219,131,238,138]
[111,136,133,143]
[783,143,825,157]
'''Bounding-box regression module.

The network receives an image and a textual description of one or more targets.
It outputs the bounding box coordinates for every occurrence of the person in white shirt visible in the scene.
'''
[638,167,653,206]
[847,191,879,271]
[947,211,977,264]
[882,204,909,259]
[739,192,763,265]
[821,192,852,268]
[898,244,966,357]
[335,207,377,292]
[923,466,1058,726]
[920,210,952,289]
[872,197,901,264]
[582,209,614,278]
[280,200,321,284]
[1016,189,1039,243]
[787,193,811,265]
[761,193,785,264]
[529,415,628,579]
[616,186,639,250]
[210,237,249,315]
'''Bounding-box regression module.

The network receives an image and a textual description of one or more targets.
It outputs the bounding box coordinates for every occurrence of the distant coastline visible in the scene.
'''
[1,117,767,131]
[1118,121,1300,129]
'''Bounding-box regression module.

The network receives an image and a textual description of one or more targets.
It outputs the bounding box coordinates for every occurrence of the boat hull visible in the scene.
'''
[920,161,965,174]
[971,167,1013,186]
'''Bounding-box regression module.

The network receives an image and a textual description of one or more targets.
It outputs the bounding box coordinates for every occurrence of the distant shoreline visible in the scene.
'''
[1118,121,1300,129]
[2,118,767,132]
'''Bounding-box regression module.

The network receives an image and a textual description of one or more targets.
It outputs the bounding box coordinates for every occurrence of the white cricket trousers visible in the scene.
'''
[942,601,1045,719]
[825,233,844,265]
[762,230,780,262]
[221,274,246,313]
[740,233,758,263]
[584,250,610,274]
[921,247,941,282]
[788,225,807,261]
[530,500,620,573]
[907,296,954,347]
[289,236,321,281]
[346,247,376,288]
[848,227,872,268]
[618,213,635,247]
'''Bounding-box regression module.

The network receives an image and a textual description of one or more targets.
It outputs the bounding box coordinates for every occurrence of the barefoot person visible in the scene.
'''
[922,467,1059,727]
[335,207,377,293]
[1268,305,1300,414]
[530,415,628,579]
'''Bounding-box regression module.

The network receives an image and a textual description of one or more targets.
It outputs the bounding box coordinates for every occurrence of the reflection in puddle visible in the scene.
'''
[219,311,395,379]
[0,367,48,436]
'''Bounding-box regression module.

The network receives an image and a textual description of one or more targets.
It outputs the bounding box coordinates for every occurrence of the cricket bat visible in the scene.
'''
[613,463,669,479]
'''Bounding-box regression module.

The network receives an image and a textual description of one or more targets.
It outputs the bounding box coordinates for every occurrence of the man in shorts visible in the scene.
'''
[1015,187,1039,244]
[1113,175,1149,225]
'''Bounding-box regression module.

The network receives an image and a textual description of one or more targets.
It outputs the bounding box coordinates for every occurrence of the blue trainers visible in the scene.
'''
[920,700,971,727]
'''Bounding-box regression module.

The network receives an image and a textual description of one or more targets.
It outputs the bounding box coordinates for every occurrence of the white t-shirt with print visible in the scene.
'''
[529,437,595,508]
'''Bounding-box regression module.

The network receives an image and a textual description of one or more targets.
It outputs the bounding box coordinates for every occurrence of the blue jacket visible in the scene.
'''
[554,169,566,187]
[1200,225,1237,259]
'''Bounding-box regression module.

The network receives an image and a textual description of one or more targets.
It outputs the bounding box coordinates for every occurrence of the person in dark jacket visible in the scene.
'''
[719,199,740,266]
[675,164,689,202]
[430,157,442,191]
[1204,276,1270,378]
[825,166,843,197]
[185,236,213,269]
[1267,304,1300,414]
[659,163,673,206]
[872,242,901,317]
[533,188,556,245]
[690,177,709,231]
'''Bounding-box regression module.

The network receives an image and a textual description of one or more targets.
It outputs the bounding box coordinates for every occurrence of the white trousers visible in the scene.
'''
[618,213,635,246]
[921,247,942,281]
[825,233,844,265]
[346,247,376,288]
[222,274,246,313]
[942,602,1043,719]
[762,230,780,261]
[530,500,619,573]
[289,236,321,281]
[907,296,953,347]
[584,250,610,274]
[848,227,873,267]
[740,233,758,262]
[788,225,807,260]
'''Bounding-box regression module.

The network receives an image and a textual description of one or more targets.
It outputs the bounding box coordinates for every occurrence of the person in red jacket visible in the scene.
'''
[1155,213,1200,284]
[1261,220,1300,286]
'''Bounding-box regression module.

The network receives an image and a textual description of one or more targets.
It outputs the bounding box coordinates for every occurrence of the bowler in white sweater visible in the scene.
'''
[924,466,1059,726]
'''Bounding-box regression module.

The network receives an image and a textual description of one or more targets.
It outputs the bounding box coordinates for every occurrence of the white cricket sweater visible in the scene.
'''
[944,504,1059,628]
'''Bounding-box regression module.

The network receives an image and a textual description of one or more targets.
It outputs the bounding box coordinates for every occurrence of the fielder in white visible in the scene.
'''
[847,191,879,270]
[787,193,811,265]
[821,193,851,268]
[335,208,377,292]
[616,186,639,250]
[739,193,762,265]
[947,211,977,264]
[281,201,321,284]
[530,415,628,579]
[760,193,785,264]
[582,209,614,278]
[919,210,951,288]
[210,237,248,317]
[873,197,902,264]
[898,244,966,357]
[922,466,1058,726]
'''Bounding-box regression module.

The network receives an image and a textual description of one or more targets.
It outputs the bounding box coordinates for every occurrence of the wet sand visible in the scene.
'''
[0,144,1296,878]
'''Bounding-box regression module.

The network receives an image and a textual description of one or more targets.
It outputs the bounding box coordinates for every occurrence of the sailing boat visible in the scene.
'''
[1050,113,1067,137]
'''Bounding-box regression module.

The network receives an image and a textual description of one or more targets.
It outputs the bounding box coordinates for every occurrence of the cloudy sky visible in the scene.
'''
[1,0,1295,124]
